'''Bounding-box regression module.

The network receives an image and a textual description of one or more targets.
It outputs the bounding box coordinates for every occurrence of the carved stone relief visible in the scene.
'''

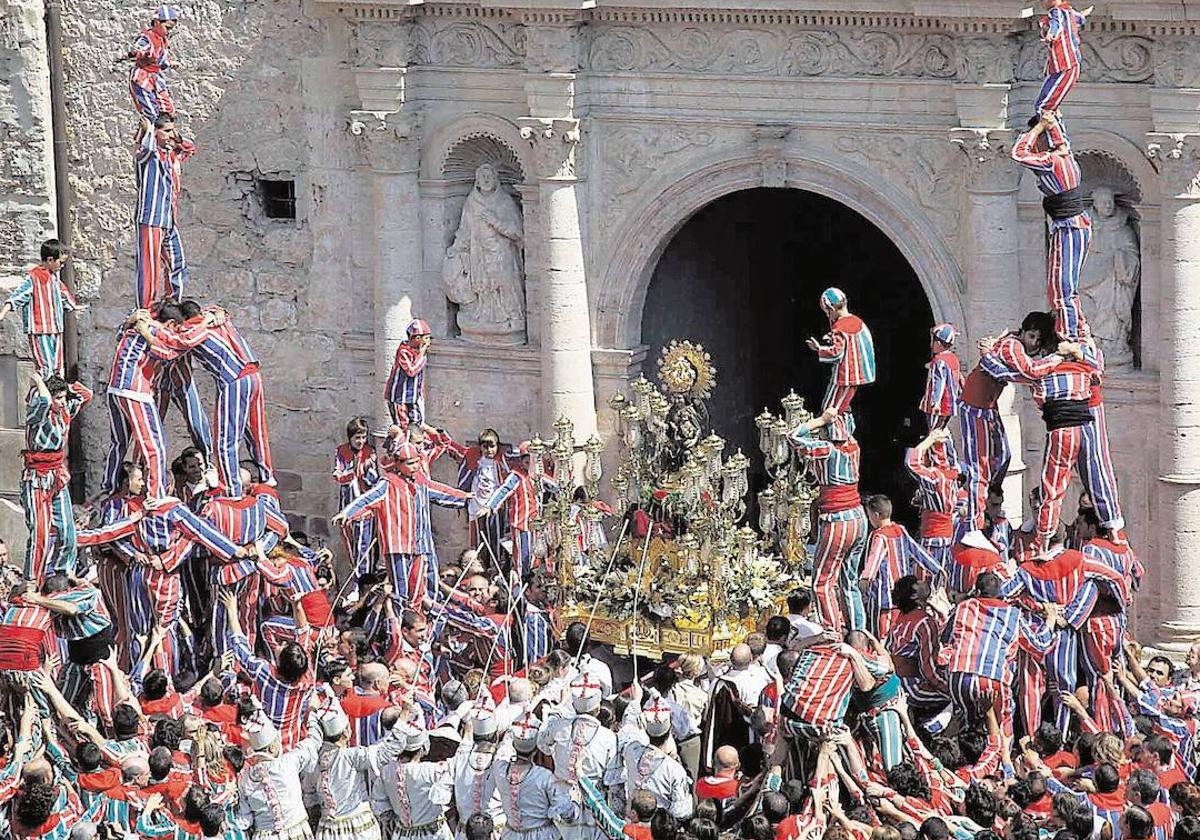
[1016,33,1154,84]
[410,19,526,68]
[835,133,965,243]
[596,124,718,220]
[588,26,957,79]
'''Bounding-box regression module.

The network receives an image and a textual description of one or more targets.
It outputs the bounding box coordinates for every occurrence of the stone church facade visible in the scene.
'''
[1,0,1199,644]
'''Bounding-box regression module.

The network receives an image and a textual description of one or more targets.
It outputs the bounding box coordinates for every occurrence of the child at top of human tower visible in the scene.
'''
[1033,0,1093,148]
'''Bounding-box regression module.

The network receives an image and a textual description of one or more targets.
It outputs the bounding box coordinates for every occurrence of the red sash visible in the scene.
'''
[817,484,860,514]
[920,511,954,539]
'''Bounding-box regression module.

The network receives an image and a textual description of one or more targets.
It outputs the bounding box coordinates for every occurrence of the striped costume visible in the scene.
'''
[1073,537,1143,731]
[1002,547,1123,734]
[1036,4,1088,143]
[789,426,867,634]
[1031,348,1106,551]
[905,445,959,587]
[334,442,380,578]
[135,127,194,307]
[150,313,274,494]
[938,596,1053,736]
[230,629,314,751]
[337,472,470,607]
[22,382,92,581]
[385,342,427,430]
[1012,127,1092,340]
[815,314,876,440]
[779,644,856,739]
[920,348,962,461]
[77,498,241,670]
[129,25,174,119]
[959,335,1063,529]
[483,468,543,578]
[155,356,213,461]
[861,522,939,638]
[1080,383,1124,530]
[5,265,77,377]
[946,532,1010,597]
[103,328,175,498]
[885,608,949,710]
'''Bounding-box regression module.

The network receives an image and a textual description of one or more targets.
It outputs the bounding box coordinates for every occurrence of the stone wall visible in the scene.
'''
[59,0,377,538]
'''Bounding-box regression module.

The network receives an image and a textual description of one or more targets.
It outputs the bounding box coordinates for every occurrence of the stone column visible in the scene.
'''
[1147,132,1200,649]
[518,116,597,437]
[951,127,1026,519]
[351,111,423,422]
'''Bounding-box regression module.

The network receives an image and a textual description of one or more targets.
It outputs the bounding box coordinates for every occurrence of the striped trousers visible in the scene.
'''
[129,70,174,120]
[1018,628,1079,736]
[813,508,868,635]
[341,518,377,579]
[385,552,429,608]
[128,564,184,673]
[1036,424,1087,549]
[20,466,75,582]
[919,537,952,591]
[27,333,63,378]
[1047,224,1092,341]
[947,671,1013,739]
[860,708,905,771]
[157,361,213,460]
[213,371,274,495]
[104,393,168,497]
[1036,66,1080,145]
[1080,614,1130,734]
[136,223,188,309]
[959,404,1011,530]
[1079,402,1123,530]
[822,381,857,441]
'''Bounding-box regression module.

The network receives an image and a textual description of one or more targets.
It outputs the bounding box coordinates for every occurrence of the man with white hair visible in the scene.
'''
[310,707,403,840]
[370,724,454,840]
[451,709,506,839]
[493,714,575,840]
[234,715,322,840]
[494,678,531,731]
[609,685,693,820]
[537,675,617,840]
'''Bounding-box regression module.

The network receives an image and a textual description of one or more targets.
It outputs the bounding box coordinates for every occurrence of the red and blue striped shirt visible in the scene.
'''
[229,629,313,751]
[339,472,468,555]
[135,129,194,228]
[154,314,257,384]
[919,350,961,420]
[938,597,1053,680]
[862,524,940,610]
[817,315,876,386]
[781,645,855,727]
[6,266,77,334]
[386,342,427,404]
[26,384,92,453]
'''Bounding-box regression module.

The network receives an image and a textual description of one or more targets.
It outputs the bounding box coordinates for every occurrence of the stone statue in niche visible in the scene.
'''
[1079,186,1140,370]
[442,164,527,346]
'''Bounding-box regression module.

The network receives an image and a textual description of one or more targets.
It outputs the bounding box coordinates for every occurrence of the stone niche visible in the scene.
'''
[427,132,533,347]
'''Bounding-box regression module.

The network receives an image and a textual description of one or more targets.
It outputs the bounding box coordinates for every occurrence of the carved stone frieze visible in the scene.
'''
[596,123,718,218]
[1147,134,1200,201]
[410,19,526,69]
[519,117,582,181]
[836,133,965,240]
[588,26,956,79]
[1155,38,1200,89]
[525,24,580,73]
[1016,32,1154,84]
[955,36,1017,85]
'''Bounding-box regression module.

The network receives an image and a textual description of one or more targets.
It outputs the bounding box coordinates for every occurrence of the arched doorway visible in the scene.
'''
[641,188,935,523]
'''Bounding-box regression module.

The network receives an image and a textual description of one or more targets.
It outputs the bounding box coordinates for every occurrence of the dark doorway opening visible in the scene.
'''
[641,188,936,526]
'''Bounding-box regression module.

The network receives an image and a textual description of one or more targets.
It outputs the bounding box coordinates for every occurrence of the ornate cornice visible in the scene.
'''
[1147,133,1200,201]
[313,1,1200,34]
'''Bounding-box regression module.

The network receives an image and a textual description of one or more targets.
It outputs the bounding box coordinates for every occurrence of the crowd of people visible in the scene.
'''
[4,2,1196,840]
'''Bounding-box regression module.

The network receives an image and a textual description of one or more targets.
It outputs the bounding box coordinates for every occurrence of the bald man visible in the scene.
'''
[496,677,532,731]
[695,746,741,806]
[722,644,772,714]
[341,661,393,747]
